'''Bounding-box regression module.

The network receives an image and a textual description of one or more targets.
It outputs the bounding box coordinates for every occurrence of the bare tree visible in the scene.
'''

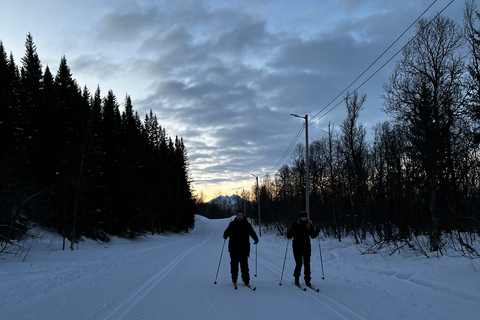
[383,15,465,252]
[464,0,480,144]
[339,91,369,243]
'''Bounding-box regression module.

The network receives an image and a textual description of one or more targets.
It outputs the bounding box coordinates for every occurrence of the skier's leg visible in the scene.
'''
[303,250,312,285]
[293,249,302,284]
[240,255,250,285]
[230,253,239,283]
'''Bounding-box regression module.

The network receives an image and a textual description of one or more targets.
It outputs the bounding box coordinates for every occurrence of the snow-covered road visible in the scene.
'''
[1,215,479,320]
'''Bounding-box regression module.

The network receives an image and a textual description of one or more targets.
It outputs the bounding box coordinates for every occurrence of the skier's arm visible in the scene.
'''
[252,231,259,244]
[223,223,231,239]
[286,223,295,239]
[309,222,320,238]
[248,223,259,244]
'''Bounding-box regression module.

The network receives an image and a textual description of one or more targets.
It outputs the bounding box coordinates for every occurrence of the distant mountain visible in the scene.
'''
[209,194,247,213]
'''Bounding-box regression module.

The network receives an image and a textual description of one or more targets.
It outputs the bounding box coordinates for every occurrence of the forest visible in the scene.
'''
[0,34,195,252]
[201,6,480,257]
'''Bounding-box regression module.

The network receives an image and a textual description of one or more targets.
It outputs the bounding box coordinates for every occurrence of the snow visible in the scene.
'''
[1,215,479,320]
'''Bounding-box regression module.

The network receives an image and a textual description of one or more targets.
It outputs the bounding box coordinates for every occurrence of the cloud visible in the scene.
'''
[1,0,466,200]
[86,2,467,198]
[72,54,124,80]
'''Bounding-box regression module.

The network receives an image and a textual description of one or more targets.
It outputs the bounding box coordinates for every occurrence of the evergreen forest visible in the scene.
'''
[1,34,195,251]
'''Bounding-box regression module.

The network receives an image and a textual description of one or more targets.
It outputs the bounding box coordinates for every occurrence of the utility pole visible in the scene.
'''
[252,174,261,236]
[243,189,246,216]
[290,114,309,219]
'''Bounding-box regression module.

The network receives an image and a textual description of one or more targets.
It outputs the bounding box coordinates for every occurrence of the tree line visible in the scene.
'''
[0,34,195,252]
[243,5,480,257]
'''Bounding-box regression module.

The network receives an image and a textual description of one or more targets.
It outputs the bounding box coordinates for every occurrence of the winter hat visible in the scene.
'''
[299,211,308,217]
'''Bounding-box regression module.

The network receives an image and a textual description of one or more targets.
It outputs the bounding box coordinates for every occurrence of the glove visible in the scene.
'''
[306,220,312,229]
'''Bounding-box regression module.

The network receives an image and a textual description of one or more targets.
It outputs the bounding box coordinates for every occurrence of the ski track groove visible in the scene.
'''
[257,256,367,320]
[100,230,213,320]
[331,254,480,304]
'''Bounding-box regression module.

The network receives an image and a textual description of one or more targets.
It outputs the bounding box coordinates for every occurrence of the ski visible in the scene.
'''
[234,283,256,291]
[306,285,320,292]
[295,283,307,291]
[245,284,256,291]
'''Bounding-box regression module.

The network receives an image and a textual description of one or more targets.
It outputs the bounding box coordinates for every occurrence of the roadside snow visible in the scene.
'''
[1,215,479,320]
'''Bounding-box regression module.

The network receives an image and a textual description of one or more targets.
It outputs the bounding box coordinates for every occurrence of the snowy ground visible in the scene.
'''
[1,215,479,320]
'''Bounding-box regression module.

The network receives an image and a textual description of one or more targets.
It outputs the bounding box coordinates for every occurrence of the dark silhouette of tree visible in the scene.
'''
[1,34,196,251]
[464,0,480,144]
[0,42,25,247]
[339,92,369,243]
[173,136,195,231]
[383,16,465,252]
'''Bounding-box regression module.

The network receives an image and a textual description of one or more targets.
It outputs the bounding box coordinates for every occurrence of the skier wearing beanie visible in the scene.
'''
[287,211,319,287]
[223,211,259,286]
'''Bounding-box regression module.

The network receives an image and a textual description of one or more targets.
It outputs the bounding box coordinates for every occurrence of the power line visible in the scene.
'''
[264,124,304,178]
[311,0,455,124]
[309,0,455,126]
[263,0,455,179]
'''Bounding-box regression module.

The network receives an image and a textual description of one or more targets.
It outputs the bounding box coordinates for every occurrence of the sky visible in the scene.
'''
[0,0,468,201]
[1,215,479,319]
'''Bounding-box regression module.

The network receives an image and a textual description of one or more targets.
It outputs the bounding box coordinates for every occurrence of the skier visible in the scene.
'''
[223,211,259,286]
[287,211,319,287]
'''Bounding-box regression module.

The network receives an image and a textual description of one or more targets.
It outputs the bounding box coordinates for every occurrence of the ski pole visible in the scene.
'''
[318,238,325,280]
[254,243,258,277]
[214,239,226,284]
[279,239,289,285]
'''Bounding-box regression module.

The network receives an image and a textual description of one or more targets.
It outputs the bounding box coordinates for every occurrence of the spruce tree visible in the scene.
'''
[0,42,24,241]
[19,33,43,188]
[173,136,195,231]
[119,95,144,236]
[0,42,16,162]
[100,90,123,234]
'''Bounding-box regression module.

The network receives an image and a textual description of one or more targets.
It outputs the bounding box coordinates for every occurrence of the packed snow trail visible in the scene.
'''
[1,215,479,320]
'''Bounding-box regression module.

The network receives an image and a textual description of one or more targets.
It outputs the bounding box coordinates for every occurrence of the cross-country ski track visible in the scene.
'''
[1,215,478,320]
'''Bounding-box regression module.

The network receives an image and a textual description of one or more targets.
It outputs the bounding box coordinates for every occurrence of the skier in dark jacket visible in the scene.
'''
[223,211,259,285]
[287,211,319,286]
